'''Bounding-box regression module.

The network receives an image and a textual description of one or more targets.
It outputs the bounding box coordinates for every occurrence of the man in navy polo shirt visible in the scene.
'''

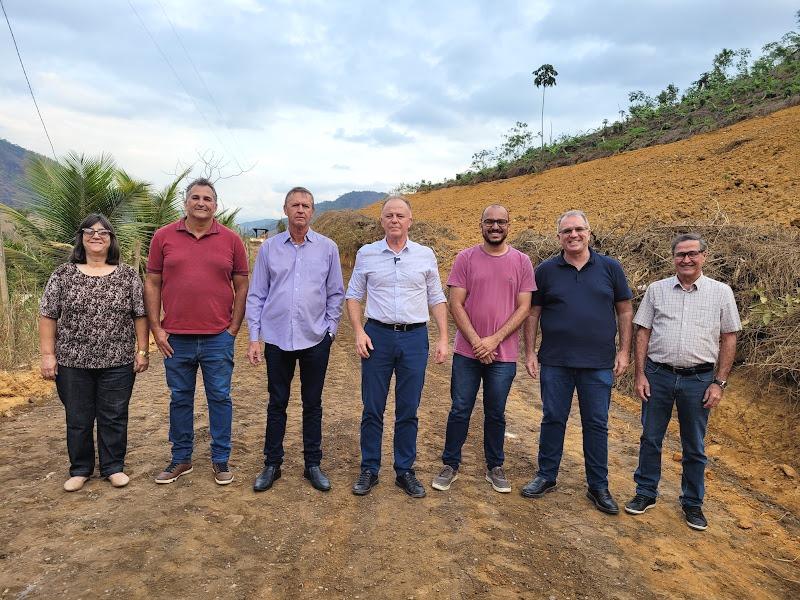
[522,210,632,514]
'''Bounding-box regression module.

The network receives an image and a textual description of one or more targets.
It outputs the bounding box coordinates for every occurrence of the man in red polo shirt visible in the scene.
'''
[144,178,249,486]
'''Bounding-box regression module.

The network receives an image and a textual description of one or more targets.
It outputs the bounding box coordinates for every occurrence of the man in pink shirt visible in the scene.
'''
[432,204,535,493]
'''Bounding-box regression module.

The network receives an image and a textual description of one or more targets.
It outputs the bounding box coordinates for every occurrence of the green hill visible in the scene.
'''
[0,138,51,208]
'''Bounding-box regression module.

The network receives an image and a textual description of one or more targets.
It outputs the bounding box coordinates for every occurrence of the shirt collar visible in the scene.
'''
[556,247,596,267]
[670,273,705,291]
[379,237,409,254]
[279,228,316,244]
[176,217,220,235]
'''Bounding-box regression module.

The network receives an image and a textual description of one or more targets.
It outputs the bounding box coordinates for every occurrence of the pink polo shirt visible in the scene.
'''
[147,219,249,334]
[448,245,535,362]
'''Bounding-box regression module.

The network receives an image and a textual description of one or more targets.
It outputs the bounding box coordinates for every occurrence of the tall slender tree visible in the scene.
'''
[532,64,558,155]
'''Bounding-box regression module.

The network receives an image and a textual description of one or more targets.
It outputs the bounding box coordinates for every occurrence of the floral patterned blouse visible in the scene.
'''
[39,263,146,369]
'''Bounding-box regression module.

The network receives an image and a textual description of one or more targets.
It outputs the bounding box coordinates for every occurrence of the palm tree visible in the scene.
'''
[532,64,559,155]
[0,152,150,284]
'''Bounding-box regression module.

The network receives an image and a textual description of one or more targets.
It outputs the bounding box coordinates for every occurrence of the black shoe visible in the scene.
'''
[624,494,657,515]
[587,488,619,515]
[253,465,281,492]
[683,505,708,531]
[303,465,331,492]
[520,476,557,498]
[352,470,379,496]
[395,471,426,498]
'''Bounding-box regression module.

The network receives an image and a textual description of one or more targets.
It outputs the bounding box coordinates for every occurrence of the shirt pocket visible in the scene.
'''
[398,267,426,290]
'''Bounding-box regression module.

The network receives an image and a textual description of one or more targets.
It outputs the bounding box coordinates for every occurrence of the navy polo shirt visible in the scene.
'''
[533,249,631,369]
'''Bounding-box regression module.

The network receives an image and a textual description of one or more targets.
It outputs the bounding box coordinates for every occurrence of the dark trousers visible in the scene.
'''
[360,322,428,476]
[55,364,136,477]
[634,359,712,507]
[442,353,517,470]
[263,335,332,467]
[537,364,614,489]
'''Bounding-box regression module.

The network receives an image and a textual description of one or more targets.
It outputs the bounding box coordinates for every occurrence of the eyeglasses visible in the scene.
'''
[82,228,112,239]
[674,251,703,259]
[482,219,509,227]
[558,226,589,235]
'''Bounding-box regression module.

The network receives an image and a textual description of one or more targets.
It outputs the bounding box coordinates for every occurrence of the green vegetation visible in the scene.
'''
[0,152,242,367]
[401,13,800,193]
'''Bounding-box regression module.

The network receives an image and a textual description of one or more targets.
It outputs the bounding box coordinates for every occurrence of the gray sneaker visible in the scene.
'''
[431,465,458,491]
[486,466,511,493]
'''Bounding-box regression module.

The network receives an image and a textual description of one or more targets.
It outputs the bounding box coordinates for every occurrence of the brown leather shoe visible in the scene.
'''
[155,462,193,484]
[212,462,234,485]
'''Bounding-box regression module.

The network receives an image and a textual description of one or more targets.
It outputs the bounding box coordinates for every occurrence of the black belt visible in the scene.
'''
[649,360,714,375]
[367,319,426,332]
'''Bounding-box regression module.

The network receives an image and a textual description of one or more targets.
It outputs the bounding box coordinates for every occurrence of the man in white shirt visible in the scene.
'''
[345,196,448,498]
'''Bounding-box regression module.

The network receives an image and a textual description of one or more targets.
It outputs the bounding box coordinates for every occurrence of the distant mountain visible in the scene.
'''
[0,138,51,208]
[239,190,387,236]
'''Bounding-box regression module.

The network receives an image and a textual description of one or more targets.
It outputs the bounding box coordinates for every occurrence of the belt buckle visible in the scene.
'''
[393,323,405,332]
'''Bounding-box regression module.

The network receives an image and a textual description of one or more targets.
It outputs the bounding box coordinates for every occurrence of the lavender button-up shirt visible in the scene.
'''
[246,229,344,351]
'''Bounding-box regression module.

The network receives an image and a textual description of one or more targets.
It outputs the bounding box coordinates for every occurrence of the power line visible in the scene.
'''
[126,0,243,171]
[154,0,245,171]
[0,0,57,160]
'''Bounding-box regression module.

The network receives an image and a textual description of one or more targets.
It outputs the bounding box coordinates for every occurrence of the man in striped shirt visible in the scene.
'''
[625,233,741,531]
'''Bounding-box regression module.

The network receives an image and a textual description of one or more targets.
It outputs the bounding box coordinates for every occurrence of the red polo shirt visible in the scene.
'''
[147,218,249,334]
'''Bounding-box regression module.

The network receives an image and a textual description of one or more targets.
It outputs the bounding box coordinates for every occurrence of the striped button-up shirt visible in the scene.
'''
[345,238,446,324]
[246,229,344,351]
[633,274,741,367]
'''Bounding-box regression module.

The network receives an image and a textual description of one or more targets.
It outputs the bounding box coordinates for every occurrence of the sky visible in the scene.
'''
[0,0,796,221]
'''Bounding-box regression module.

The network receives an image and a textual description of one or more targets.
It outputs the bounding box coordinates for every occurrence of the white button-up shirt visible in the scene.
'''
[345,238,446,324]
[634,274,741,367]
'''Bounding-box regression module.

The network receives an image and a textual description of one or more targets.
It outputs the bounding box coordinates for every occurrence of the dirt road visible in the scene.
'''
[1,316,799,600]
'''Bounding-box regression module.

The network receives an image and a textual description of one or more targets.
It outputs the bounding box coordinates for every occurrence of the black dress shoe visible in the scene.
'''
[521,476,557,498]
[352,470,379,496]
[395,471,426,498]
[304,465,331,491]
[587,488,619,515]
[253,465,281,492]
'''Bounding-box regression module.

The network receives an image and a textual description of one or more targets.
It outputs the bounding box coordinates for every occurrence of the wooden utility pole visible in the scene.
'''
[0,215,15,353]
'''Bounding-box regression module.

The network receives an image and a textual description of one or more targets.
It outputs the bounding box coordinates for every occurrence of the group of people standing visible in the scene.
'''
[40,178,740,532]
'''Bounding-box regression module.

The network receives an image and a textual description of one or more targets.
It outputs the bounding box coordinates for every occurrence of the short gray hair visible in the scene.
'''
[381,195,412,212]
[556,209,589,233]
[671,232,708,255]
[185,177,217,202]
[285,186,314,207]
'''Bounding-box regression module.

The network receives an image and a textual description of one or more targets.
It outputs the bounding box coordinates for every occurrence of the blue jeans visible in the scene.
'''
[634,359,712,507]
[360,322,428,476]
[164,331,235,463]
[56,363,136,477]
[442,353,516,470]
[537,364,613,489]
[263,335,332,467]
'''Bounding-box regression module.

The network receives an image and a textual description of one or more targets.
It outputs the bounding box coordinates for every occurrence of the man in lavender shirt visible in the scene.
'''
[246,187,344,492]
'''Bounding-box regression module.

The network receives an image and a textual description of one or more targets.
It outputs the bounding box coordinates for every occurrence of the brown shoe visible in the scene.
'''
[212,462,234,485]
[155,462,193,484]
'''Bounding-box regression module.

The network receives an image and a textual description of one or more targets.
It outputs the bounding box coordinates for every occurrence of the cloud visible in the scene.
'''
[333,126,414,147]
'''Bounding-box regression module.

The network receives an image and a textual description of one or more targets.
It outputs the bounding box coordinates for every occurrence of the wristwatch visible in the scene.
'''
[137,349,150,358]
[712,378,727,389]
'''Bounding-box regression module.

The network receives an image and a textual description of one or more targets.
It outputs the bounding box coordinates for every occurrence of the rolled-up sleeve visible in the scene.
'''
[425,250,446,306]
[633,285,655,328]
[246,243,271,342]
[326,243,345,335]
[345,249,367,302]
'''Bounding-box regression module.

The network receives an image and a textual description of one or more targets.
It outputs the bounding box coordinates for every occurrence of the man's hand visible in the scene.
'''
[355,330,373,359]
[133,353,149,373]
[703,383,723,409]
[472,335,500,360]
[40,353,57,380]
[478,351,496,365]
[227,326,239,337]
[635,373,650,402]
[525,353,539,379]
[613,351,630,378]
[434,337,449,364]
[153,327,174,358]
[247,341,263,366]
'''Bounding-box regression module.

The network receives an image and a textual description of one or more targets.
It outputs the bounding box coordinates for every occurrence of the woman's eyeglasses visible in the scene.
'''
[82,228,112,239]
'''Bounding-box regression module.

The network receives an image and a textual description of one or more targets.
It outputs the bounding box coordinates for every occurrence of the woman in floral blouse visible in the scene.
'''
[39,214,149,492]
